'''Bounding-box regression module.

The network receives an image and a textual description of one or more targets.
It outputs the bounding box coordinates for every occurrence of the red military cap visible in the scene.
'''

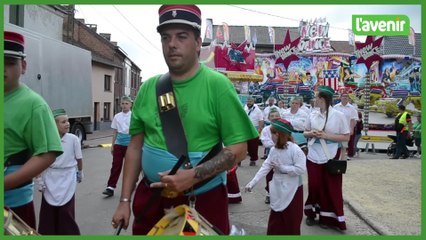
[157,5,202,32]
[4,31,26,58]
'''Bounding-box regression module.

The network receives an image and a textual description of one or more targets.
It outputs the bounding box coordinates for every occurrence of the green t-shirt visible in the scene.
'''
[130,64,258,152]
[5,84,63,207]
[5,84,63,159]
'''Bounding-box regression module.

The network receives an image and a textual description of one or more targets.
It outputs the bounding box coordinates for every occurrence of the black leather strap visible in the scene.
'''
[190,142,223,190]
[156,73,188,159]
[5,149,32,167]
[5,149,33,189]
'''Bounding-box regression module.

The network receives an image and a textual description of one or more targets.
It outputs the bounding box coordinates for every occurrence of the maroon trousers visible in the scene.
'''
[247,137,259,161]
[226,167,242,204]
[10,201,36,230]
[38,195,80,235]
[107,144,127,188]
[132,179,230,235]
[267,186,304,235]
[347,132,356,157]
[304,150,347,230]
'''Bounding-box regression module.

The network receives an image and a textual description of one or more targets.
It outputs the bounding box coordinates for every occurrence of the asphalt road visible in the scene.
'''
[31,111,421,236]
[32,138,385,236]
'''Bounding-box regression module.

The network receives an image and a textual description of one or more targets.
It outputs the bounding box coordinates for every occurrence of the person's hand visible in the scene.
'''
[244,182,254,193]
[315,130,327,139]
[111,202,131,230]
[270,161,278,169]
[76,170,84,183]
[150,169,196,193]
[35,176,46,192]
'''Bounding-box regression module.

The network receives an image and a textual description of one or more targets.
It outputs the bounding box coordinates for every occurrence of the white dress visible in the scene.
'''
[247,143,306,211]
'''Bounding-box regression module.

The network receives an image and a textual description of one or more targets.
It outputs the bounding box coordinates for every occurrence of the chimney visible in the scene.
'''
[86,24,97,33]
[76,18,85,24]
[99,33,111,41]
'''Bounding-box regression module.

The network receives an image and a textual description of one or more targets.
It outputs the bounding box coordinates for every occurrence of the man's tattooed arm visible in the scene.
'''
[194,148,236,181]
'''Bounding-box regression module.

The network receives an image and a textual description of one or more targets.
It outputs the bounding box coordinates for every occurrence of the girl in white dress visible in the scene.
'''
[245,118,306,235]
[303,85,350,231]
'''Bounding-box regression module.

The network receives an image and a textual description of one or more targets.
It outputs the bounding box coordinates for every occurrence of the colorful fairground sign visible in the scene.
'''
[298,18,332,53]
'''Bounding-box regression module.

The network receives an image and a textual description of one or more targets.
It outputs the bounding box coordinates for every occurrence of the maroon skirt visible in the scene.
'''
[304,149,347,230]
[267,185,303,235]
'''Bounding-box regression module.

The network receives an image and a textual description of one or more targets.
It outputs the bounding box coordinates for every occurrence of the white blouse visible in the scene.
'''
[305,107,350,163]
[246,143,306,211]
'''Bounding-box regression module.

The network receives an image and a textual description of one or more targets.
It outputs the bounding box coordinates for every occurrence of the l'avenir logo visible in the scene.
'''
[352,15,410,36]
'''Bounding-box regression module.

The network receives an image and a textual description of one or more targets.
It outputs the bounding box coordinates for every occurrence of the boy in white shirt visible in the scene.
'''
[37,109,82,235]
[103,96,132,197]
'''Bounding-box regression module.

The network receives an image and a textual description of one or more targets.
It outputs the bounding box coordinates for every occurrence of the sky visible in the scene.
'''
[74,4,421,80]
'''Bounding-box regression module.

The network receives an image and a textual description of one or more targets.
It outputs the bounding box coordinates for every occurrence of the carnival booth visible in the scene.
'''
[201,22,421,133]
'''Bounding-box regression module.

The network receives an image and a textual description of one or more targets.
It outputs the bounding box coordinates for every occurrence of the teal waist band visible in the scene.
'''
[313,138,338,144]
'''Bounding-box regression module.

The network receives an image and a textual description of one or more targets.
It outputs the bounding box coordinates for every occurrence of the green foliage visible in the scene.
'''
[384,102,398,118]
[403,96,421,110]
[375,98,401,117]
[357,93,381,109]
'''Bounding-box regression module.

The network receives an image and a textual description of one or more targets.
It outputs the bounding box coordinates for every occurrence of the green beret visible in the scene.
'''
[52,108,66,118]
[271,118,294,135]
[291,96,303,103]
[269,108,279,115]
[318,85,335,97]
[121,95,133,103]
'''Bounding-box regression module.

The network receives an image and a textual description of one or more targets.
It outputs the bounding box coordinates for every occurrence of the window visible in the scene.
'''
[104,75,111,92]
[9,5,24,27]
[103,102,111,121]
[131,71,136,89]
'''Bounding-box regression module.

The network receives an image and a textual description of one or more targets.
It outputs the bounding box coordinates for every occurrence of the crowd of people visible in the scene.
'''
[4,4,421,236]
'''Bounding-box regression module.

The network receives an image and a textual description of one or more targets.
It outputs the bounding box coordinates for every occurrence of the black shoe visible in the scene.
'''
[389,156,399,159]
[305,217,316,226]
[261,156,267,160]
[102,188,114,197]
[400,155,409,159]
[264,196,270,204]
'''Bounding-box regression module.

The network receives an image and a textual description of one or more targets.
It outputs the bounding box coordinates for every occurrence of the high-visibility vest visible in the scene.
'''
[398,111,409,132]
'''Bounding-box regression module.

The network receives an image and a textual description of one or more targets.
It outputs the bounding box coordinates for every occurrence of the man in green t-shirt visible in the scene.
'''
[4,31,63,229]
[111,5,258,235]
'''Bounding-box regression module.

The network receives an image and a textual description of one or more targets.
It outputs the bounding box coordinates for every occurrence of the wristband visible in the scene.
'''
[120,198,131,203]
